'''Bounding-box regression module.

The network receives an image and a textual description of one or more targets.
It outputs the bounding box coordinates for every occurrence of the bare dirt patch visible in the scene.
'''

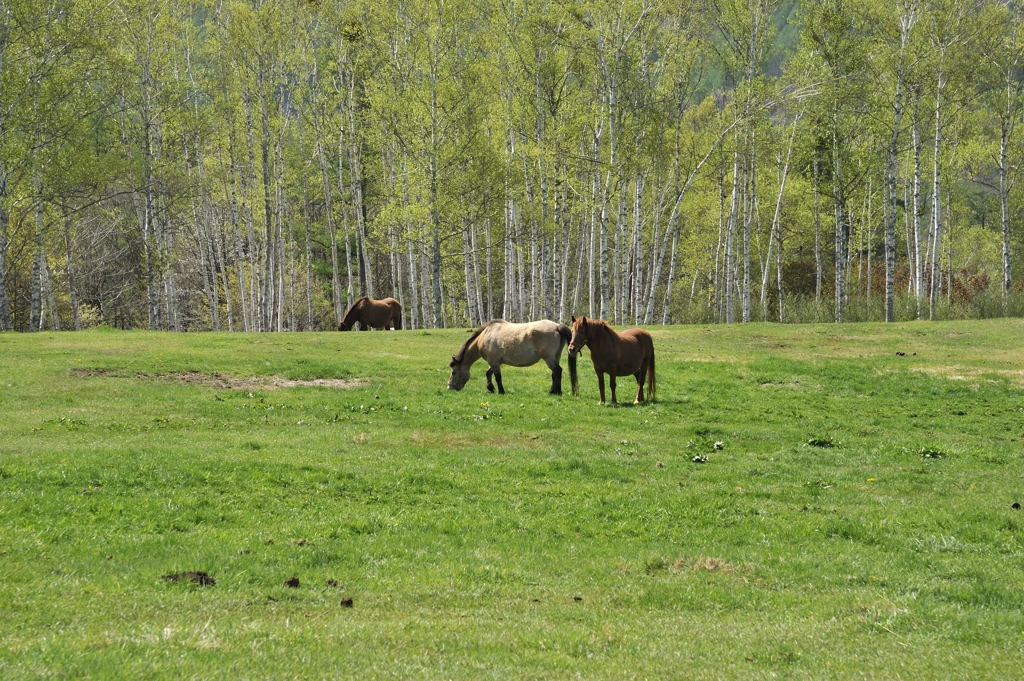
[646,555,747,577]
[161,372,367,390]
[72,368,115,377]
[910,365,1024,387]
[686,556,735,574]
[72,368,366,390]
[163,571,216,586]
[411,430,475,449]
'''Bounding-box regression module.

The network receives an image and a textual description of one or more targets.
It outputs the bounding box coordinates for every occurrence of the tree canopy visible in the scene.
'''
[1,0,1021,332]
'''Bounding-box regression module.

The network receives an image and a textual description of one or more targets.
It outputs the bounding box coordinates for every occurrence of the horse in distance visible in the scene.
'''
[337,297,403,331]
[447,320,578,396]
[568,316,655,404]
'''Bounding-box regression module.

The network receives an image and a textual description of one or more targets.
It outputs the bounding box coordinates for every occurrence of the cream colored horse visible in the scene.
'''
[447,320,578,395]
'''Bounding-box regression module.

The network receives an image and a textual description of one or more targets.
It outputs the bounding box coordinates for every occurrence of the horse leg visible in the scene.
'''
[547,359,562,395]
[486,368,495,394]
[609,375,618,404]
[597,372,606,404]
[634,369,645,404]
[493,367,505,395]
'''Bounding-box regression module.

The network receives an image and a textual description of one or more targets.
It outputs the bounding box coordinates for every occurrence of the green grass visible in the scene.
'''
[1,320,1023,678]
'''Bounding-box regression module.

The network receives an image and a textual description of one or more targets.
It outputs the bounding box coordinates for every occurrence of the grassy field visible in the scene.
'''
[1,320,1023,679]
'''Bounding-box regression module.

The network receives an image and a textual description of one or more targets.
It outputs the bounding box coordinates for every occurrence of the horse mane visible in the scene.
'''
[339,297,370,329]
[584,317,615,339]
[452,320,500,364]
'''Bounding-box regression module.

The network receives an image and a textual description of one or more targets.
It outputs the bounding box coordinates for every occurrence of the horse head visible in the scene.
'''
[338,298,365,331]
[568,316,589,356]
[447,356,471,390]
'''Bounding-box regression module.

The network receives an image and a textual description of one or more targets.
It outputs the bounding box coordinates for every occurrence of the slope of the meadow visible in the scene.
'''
[1,320,1022,678]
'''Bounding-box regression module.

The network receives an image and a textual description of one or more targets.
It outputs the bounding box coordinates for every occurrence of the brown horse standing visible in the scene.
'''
[337,297,403,331]
[567,316,655,404]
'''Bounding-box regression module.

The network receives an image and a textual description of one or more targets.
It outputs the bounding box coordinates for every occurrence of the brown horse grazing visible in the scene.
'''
[337,297,403,331]
[447,319,578,396]
[567,316,655,404]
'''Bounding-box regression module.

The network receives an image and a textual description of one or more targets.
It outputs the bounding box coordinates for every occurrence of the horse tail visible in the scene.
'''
[557,323,579,396]
[648,345,656,403]
[393,301,403,329]
[569,351,579,396]
[557,323,571,346]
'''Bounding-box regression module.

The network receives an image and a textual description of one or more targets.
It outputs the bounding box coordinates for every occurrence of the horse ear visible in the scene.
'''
[571,316,576,322]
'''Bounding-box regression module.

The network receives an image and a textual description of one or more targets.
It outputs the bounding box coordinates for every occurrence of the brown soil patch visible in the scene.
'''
[910,365,1024,387]
[72,368,367,391]
[410,430,475,448]
[163,372,367,390]
[284,577,300,588]
[72,368,113,377]
[163,571,216,586]
[664,556,743,575]
[687,557,735,574]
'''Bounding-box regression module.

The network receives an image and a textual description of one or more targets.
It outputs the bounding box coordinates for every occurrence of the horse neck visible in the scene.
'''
[342,304,360,327]
[591,321,617,353]
[462,337,483,366]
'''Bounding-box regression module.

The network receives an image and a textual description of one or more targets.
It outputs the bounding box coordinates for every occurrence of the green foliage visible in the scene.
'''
[1,0,1024,333]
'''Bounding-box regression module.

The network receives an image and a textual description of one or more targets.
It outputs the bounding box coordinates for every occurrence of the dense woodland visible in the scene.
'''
[1,0,1023,332]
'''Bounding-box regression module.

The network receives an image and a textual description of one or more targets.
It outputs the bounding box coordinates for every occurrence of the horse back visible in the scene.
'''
[481,320,561,367]
[619,327,653,349]
[598,326,652,375]
[360,297,397,328]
